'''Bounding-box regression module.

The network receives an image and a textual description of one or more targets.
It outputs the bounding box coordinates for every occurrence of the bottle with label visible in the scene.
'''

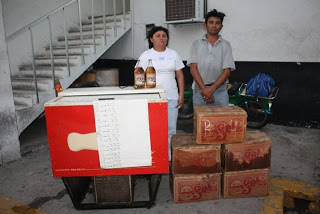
[145,59,156,88]
[134,60,145,89]
[54,79,63,97]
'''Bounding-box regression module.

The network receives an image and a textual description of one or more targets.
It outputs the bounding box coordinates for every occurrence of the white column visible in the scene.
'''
[0,1,21,164]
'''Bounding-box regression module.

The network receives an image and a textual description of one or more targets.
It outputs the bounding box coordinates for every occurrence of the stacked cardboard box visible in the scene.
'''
[221,130,271,198]
[170,106,271,203]
[170,134,221,203]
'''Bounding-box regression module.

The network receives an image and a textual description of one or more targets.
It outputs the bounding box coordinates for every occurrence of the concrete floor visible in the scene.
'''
[0,114,319,214]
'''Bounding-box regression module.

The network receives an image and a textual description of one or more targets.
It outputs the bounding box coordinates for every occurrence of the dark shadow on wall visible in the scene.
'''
[93,59,320,129]
[230,62,320,129]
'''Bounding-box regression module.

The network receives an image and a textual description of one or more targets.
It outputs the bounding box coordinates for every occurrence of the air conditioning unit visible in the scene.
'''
[164,0,207,24]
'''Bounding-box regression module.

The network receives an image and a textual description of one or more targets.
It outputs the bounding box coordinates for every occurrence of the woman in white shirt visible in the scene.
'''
[138,26,185,161]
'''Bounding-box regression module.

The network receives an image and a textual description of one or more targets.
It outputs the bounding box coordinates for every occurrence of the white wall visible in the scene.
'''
[103,0,320,62]
[0,1,21,164]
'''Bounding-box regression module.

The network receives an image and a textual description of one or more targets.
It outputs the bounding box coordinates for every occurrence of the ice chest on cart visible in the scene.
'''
[171,133,221,174]
[222,130,271,172]
[44,87,168,177]
[194,106,247,144]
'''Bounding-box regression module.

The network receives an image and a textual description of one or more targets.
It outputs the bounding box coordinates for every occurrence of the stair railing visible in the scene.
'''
[6,0,128,104]
[7,0,78,104]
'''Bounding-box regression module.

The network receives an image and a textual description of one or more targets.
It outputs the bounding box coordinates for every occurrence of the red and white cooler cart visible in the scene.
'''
[44,87,168,209]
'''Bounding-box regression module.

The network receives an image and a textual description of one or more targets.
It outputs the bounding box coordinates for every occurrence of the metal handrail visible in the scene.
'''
[29,27,39,104]
[6,0,77,41]
[7,0,128,104]
[7,0,78,104]
[63,8,70,76]
[91,0,96,54]
[103,0,107,45]
[48,16,55,89]
[113,0,117,37]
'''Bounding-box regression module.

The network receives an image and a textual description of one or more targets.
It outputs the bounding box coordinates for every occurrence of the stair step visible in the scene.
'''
[88,12,131,21]
[69,26,112,33]
[13,89,49,97]
[56,40,102,46]
[81,22,123,29]
[57,34,104,42]
[19,67,67,79]
[11,77,52,91]
[34,57,79,66]
[81,18,122,26]
[45,45,92,55]
[15,104,33,111]
[19,65,65,71]
[46,44,91,50]
[55,35,104,47]
[13,91,34,107]
[36,55,78,59]
[13,90,54,109]
[67,26,121,38]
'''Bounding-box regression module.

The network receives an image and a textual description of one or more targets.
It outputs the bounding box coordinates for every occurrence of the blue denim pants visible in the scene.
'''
[168,99,178,161]
[193,89,229,107]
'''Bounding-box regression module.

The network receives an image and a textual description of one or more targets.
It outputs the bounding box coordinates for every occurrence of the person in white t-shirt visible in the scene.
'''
[138,26,185,161]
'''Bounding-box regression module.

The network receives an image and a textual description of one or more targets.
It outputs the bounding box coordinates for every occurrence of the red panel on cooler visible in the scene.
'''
[45,102,168,177]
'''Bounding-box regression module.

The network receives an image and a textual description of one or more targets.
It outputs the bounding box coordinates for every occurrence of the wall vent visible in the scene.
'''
[164,0,207,24]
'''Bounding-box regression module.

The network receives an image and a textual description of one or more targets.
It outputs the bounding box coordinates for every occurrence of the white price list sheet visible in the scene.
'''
[93,99,152,169]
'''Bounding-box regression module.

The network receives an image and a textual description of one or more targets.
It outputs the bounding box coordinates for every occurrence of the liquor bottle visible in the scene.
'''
[145,59,156,88]
[134,60,145,89]
[54,79,63,97]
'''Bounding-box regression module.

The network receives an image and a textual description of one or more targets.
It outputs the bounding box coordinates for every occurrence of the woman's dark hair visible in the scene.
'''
[147,26,169,49]
[205,9,226,24]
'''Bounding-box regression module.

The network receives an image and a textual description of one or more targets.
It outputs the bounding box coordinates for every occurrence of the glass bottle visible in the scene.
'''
[134,60,145,89]
[145,59,156,88]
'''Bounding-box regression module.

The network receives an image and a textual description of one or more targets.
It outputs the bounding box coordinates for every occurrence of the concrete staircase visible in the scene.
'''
[13,13,131,134]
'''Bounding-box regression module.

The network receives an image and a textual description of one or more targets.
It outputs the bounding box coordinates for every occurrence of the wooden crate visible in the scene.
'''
[170,172,221,203]
[222,130,271,172]
[94,175,134,203]
[194,106,247,144]
[222,168,269,199]
[171,134,221,174]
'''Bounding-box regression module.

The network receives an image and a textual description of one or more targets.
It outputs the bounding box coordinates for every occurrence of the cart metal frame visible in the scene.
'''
[62,174,162,209]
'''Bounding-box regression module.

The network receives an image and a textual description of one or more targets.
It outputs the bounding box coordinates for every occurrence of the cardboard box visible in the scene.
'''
[95,68,119,86]
[222,130,271,172]
[222,168,269,199]
[194,106,247,144]
[170,173,221,203]
[75,71,96,83]
[172,134,221,174]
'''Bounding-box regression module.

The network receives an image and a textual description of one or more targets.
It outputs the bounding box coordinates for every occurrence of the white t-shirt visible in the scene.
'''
[138,48,185,100]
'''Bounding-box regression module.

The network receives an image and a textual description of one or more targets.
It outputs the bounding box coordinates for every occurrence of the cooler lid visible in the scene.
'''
[45,86,167,106]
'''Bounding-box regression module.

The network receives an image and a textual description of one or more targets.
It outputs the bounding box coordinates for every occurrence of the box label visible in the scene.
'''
[200,116,245,142]
[174,175,220,203]
[225,170,269,198]
[225,143,270,171]
[174,149,221,174]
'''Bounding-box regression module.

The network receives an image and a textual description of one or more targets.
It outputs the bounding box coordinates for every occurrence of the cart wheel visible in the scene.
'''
[239,100,268,129]
[178,91,194,119]
[178,103,194,119]
[178,110,194,119]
